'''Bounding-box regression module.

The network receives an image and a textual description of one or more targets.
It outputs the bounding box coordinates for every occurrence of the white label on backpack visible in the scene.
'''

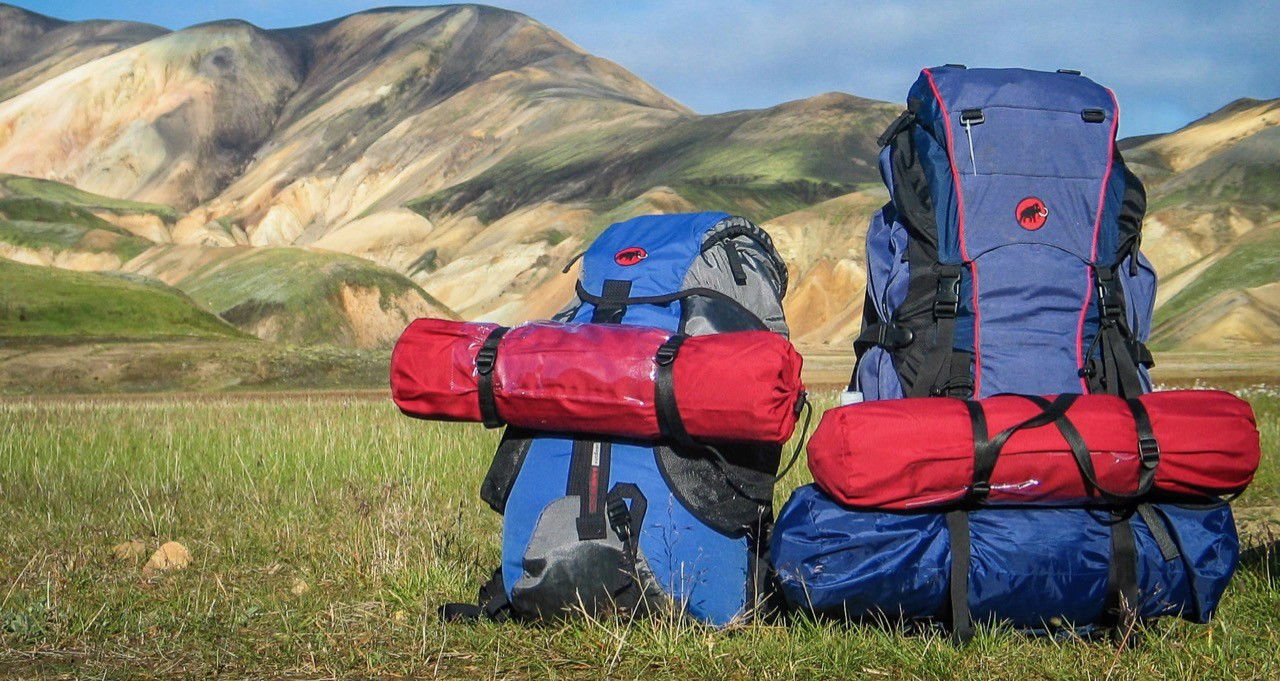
[839,390,864,406]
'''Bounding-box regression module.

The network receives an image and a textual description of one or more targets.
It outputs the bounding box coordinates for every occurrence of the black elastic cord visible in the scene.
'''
[945,510,974,643]
[653,334,693,446]
[575,280,763,323]
[475,326,509,429]
[774,394,813,483]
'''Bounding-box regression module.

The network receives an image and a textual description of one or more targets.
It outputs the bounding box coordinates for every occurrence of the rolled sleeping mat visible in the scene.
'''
[771,484,1239,636]
[391,318,805,444]
[807,390,1260,509]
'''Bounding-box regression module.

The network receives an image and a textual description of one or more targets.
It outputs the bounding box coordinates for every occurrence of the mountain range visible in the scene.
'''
[1,2,1277,355]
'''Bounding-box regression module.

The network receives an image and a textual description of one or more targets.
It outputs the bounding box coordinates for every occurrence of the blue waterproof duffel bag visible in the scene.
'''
[772,485,1239,636]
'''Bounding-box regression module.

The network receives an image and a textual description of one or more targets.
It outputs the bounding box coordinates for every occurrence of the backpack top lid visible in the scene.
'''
[911,66,1116,125]
[904,66,1125,267]
[567,211,789,335]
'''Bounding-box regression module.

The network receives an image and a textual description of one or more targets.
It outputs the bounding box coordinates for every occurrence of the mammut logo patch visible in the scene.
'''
[614,247,647,266]
[1015,197,1048,230]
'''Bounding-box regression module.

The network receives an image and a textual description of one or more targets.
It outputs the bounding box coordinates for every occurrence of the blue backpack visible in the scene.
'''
[853,65,1157,400]
[455,212,793,626]
[773,67,1239,639]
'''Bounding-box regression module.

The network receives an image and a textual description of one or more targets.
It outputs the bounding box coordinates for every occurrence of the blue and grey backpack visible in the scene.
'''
[773,67,1239,639]
[853,64,1157,400]
[448,212,794,626]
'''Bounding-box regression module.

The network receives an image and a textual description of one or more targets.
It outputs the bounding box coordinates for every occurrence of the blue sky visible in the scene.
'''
[14,1,1279,137]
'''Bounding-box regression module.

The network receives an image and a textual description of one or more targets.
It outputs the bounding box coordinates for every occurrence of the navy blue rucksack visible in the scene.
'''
[772,67,1239,639]
[853,65,1157,400]
[460,212,793,626]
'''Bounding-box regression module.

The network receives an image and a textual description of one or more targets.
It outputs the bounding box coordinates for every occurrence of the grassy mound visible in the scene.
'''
[176,247,453,346]
[0,258,245,341]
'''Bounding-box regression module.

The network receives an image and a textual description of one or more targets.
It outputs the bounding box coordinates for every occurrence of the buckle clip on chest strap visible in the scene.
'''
[934,269,963,319]
[476,326,509,429]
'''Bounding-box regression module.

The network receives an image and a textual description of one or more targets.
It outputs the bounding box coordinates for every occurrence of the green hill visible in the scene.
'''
[0,258,247,341]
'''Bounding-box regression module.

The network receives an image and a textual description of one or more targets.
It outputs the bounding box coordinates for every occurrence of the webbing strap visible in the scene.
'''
[945,510,974,643]
[1091,266,1146,398]
[475,326,509,429]
[1019,394,1159,502]
[568,440,611,540]
[963,394,1077,501]
[922,265,964,396]
[439,566,512,623]
[1107,511,1140,634]
[654,334,694,447]
[592,279,633,324]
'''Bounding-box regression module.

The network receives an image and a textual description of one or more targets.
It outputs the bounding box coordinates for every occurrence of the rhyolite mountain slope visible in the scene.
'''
[0,2,1276,353]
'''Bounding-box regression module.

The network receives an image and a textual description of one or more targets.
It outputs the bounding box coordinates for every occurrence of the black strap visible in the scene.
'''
[440,566,511,623]
[1106,511,1140,636]
[1089,266,1146,398]
[877,109,916,147]
[574,280,766,326]
[922,265,964,396]
[568,440,611,540]
[963,401,994,501]
[963,394,1078,501]
[945,510,974,643]
[1136,503,1181,562]
[1128,398,1161,498]
[654,334,694,447]
[592,279,633,324]
[723,242,748,285]
[475,326,509,429]
[1019,394,1157,502]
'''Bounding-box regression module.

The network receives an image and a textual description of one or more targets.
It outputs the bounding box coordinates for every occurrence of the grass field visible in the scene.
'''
[1,392,1277,679]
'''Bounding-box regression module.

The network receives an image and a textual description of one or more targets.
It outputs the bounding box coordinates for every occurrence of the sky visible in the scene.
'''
[13,1,1280,138]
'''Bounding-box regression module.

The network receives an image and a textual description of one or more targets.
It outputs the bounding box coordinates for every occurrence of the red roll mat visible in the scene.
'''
[807,390,1260,508]
[391,318,804,444]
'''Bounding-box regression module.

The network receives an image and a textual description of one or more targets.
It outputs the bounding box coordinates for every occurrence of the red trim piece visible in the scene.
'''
[922,68,981,395]
[1076,88,1121,391]
[588,467,599,512]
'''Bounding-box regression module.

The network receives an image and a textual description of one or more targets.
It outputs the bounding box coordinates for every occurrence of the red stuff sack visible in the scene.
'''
[390,318,805,444]
[807,390,1260,509]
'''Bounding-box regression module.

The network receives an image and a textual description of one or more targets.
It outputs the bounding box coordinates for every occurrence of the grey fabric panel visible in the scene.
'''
[511,495,663,619]
[682,217,789,337]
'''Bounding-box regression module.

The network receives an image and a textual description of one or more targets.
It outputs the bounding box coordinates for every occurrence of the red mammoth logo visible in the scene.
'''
[614,246,648,266]
[1015,197,1048,230]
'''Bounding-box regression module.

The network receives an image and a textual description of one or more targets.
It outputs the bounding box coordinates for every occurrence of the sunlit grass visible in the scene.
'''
[0,393,1276,679]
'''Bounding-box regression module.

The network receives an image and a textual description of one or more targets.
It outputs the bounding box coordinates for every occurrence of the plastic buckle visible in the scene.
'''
[475,346,498,375]
[934,275,961,319]
[1138,436,1160,469]
[655,338,682,366]
[877,324,915,349]
[968,481,991,499]
[607,498,631,540]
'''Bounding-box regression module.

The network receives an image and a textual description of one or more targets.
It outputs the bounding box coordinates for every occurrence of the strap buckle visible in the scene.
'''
[475,345,498,375]
[968,480,991,499]
[1138,436,1160,470]
[607,497,632,541]
[934,273,962,319]
[655,335,685,366]
[876,323,915,349]
[1094,269,1125,320]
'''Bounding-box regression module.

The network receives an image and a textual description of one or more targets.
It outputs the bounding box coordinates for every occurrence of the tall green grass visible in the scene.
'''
[0,395,1276,679]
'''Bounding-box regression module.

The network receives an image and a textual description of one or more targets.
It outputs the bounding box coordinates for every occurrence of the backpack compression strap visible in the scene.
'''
[1081,266,1153,398]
